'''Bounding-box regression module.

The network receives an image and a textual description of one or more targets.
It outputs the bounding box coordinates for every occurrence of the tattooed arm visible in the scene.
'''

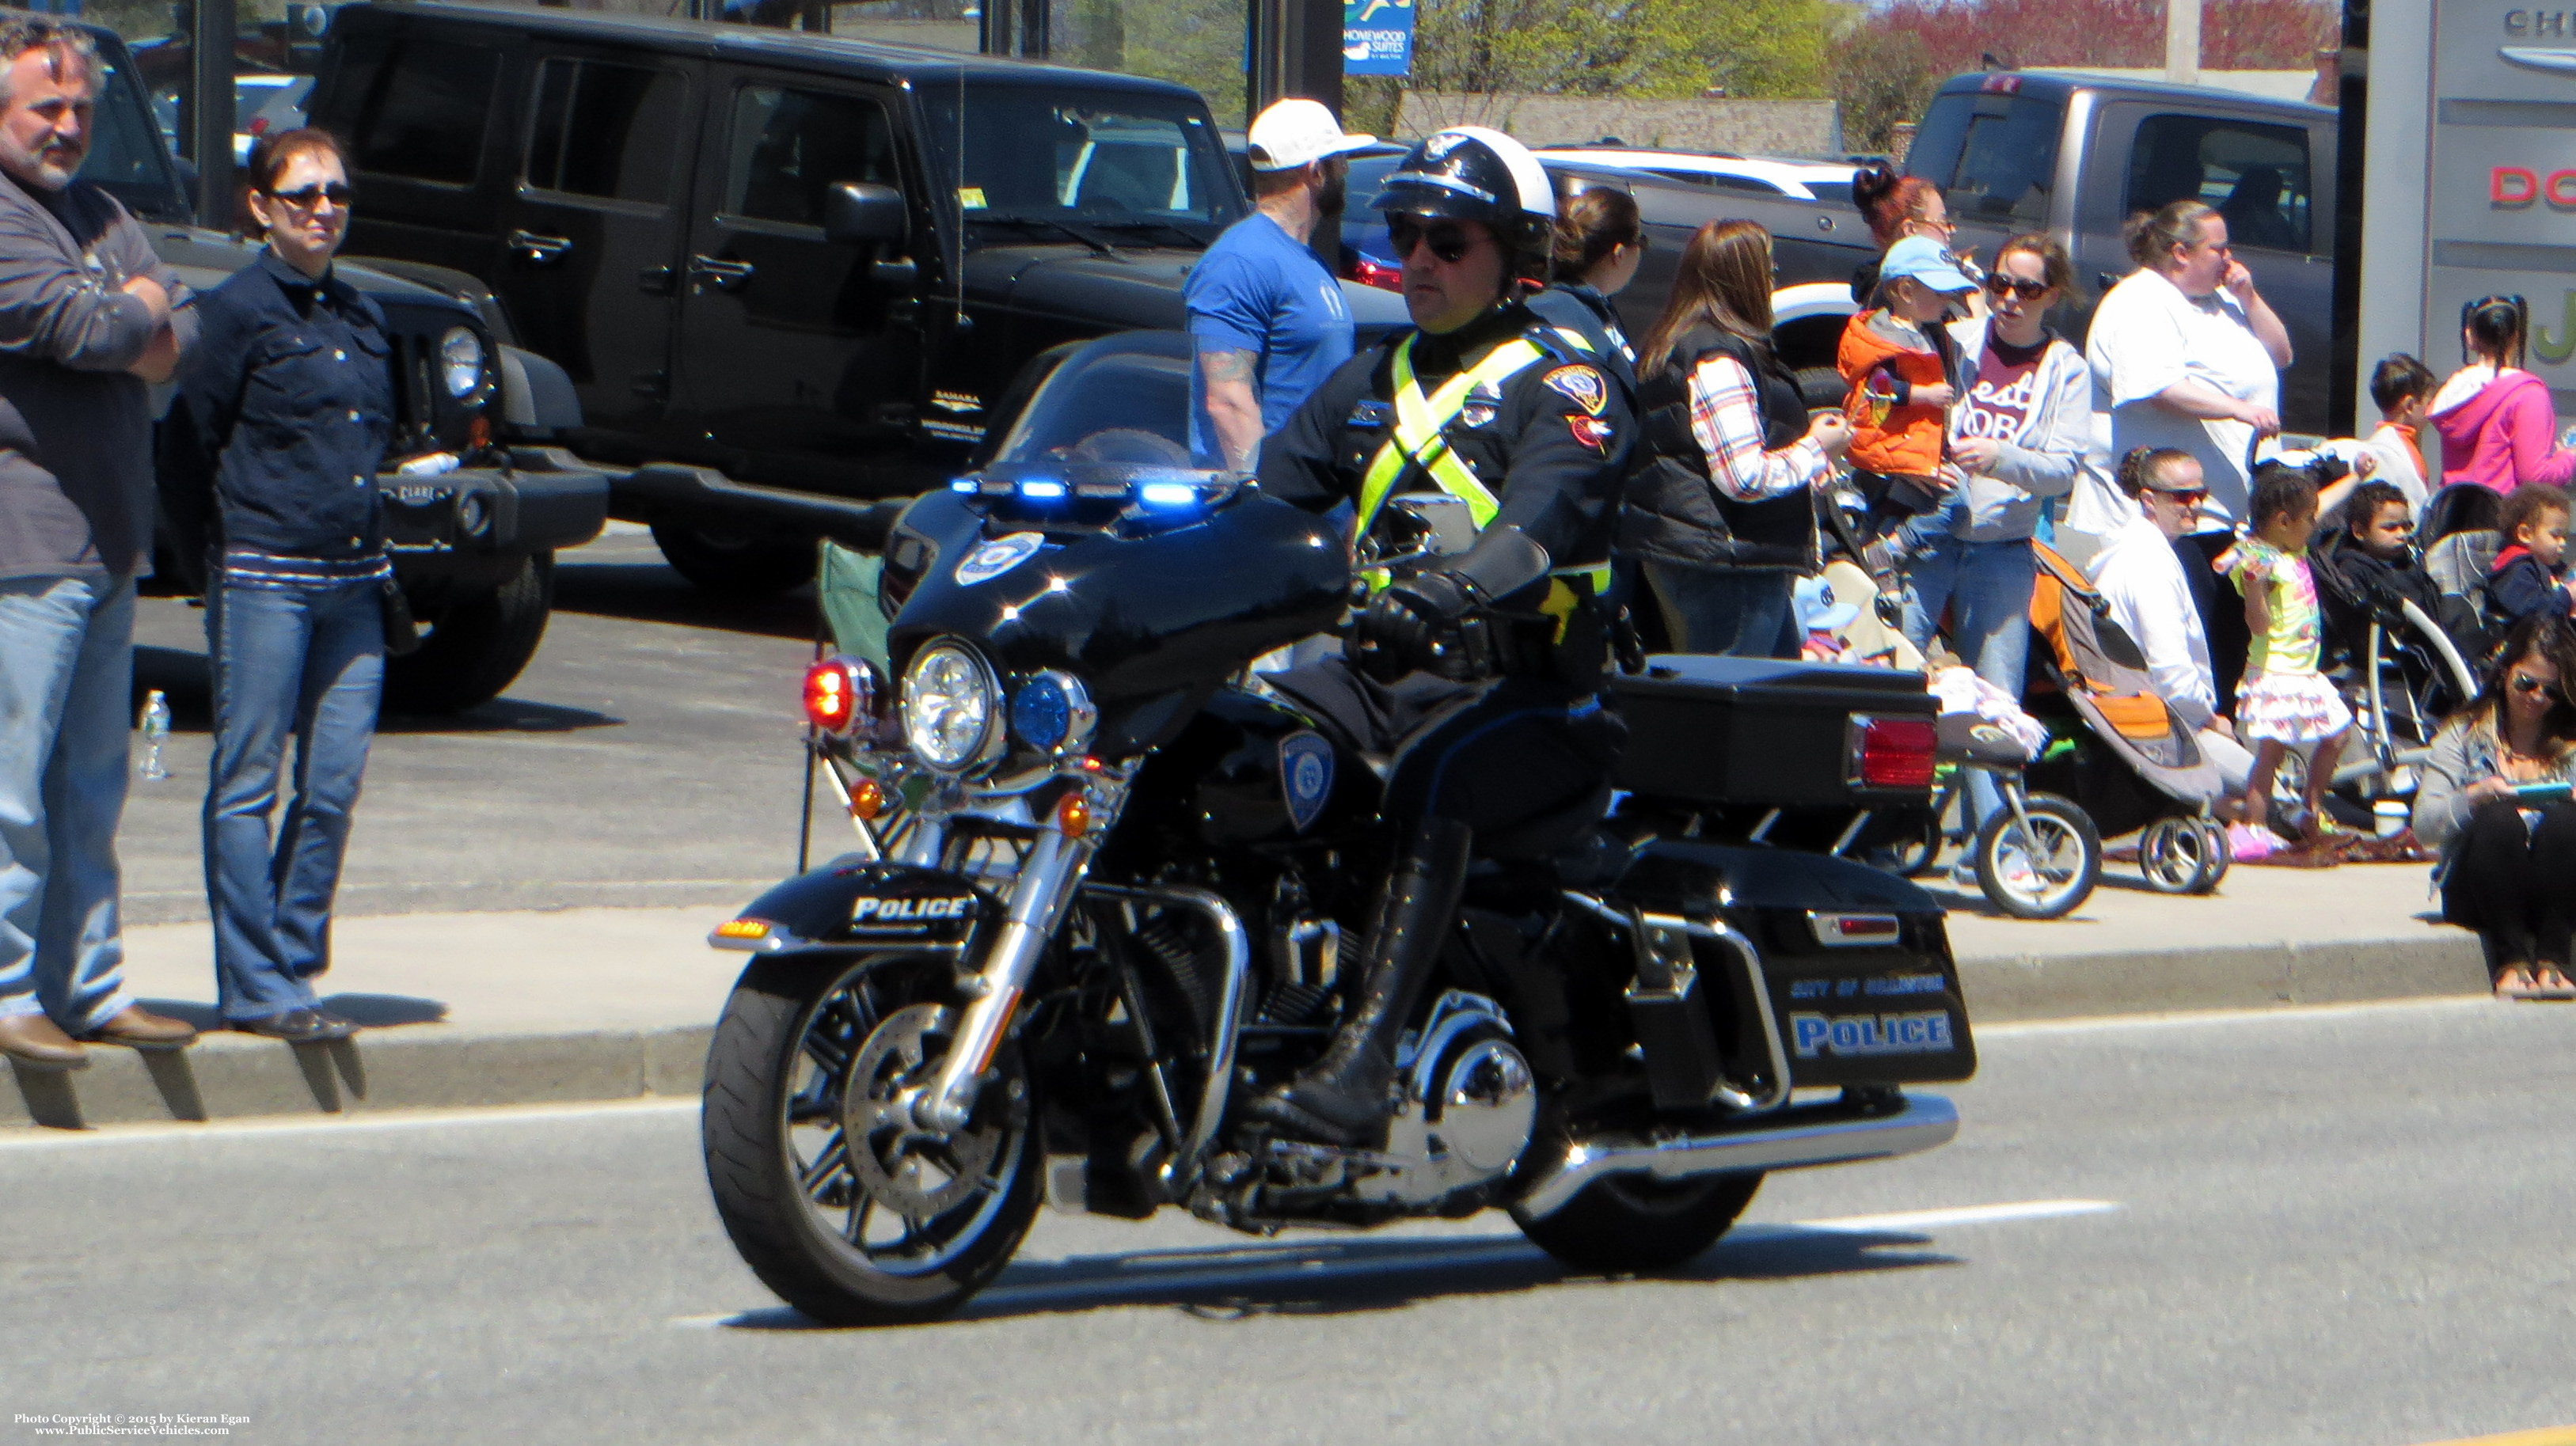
[1199,347,1264,471]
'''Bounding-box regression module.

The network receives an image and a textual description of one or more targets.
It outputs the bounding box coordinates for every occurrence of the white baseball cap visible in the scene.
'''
[1247,99,1376,172]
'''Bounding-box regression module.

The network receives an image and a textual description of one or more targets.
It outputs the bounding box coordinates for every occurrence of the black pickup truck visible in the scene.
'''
[305,2,1404,594]
[75,24,609,713]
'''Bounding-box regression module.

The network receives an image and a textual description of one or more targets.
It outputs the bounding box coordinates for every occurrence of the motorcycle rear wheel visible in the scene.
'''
[701,954,1040,1326]
[1512,1171,1764,1274]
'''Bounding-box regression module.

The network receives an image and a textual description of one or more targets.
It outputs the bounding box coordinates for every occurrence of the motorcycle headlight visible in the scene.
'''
[901,640,1001,772]
[438,325,486,399]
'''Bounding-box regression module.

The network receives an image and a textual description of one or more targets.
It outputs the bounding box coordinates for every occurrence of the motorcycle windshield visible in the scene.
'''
[884,329,1351,756]
[986,331,1202,471]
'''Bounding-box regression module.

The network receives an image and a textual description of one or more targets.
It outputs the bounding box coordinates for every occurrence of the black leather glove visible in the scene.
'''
[1351,568,1487,682]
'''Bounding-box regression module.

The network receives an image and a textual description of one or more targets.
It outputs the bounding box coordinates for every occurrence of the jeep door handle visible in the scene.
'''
[508,230,572,264]
[688,255,757,291]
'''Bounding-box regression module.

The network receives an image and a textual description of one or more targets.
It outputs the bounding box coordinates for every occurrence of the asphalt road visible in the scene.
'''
[7,997,2574,1446]
[119,526,819,924]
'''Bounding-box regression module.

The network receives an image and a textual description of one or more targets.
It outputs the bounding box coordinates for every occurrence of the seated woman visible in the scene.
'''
[2085,446,2255,794]
[2413,613,2576,999]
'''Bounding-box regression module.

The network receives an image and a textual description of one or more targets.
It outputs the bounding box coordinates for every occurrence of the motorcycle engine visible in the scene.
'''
[1347,991,1538,1206]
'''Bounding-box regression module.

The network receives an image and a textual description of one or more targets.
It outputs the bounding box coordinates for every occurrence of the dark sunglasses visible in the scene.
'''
[266,182,351,209]
[1386,215,1474,264]
[2511,672,2563,700]
[1986,275,2049,300]
[2153,486,2209,507]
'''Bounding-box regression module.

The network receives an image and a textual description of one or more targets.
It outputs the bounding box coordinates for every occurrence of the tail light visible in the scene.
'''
[1848,715,1937,790]
[1351,253,1403,292]
[803,654,884,737]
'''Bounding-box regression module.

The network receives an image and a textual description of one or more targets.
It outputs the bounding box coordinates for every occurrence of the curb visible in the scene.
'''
[2,937,2493,1132]
[1,1025,710,1131]
[1954,934,2491,1021]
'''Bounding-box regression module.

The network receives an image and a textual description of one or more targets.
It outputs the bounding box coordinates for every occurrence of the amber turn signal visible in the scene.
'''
[714,918,770,940]
[1053,791,1090,836]
[849,776,885,821]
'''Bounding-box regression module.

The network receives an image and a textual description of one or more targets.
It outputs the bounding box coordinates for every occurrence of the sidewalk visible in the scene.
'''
[2,862,2489,1130]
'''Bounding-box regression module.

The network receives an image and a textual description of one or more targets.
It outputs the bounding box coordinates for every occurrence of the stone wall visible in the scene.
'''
[1392,93,1845,158]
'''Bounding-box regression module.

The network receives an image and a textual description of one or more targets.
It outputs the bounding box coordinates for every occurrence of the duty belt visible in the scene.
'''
[1351,332,1610,637]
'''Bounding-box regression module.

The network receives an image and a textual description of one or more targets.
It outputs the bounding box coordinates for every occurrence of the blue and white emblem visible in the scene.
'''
[954,531,1045,586]
[1279,731,1335,833]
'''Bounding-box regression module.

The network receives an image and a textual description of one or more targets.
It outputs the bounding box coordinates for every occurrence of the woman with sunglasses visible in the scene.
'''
[2415,613,2576,999]
[2422,296,2576,541]
[1895,233,2092,841]
[176,129,393,1043]
[2088,446,2258,795]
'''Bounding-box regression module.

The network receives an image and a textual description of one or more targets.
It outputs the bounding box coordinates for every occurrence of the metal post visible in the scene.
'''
[191,0,235,230]
[2327,0,2369,435]
[2164,0,2202,86]
[1246,0,1343,122]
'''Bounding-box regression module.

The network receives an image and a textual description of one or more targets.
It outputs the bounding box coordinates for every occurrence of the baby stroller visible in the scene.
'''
[1896,698,2104,919]
[2017,541,2237,895]
[2423,528,2507,664]
[2309,529,2483,821]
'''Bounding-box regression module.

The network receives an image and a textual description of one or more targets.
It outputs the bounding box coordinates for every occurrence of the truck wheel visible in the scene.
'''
[382,553,554,715]
[1513,1171,1764,1274]
[652,521,815,598]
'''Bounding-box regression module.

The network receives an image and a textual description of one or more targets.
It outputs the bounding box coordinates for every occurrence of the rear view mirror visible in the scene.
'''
[825,181,908,246]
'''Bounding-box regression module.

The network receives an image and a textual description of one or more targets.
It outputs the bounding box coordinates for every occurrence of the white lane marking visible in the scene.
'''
[667,1197,2120,1326]
[0,1095,698,1150]
[1978,995,2491,1037]
[1787,1198,2120,1232]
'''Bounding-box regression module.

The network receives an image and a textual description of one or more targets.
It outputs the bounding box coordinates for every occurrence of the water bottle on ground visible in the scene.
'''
[138,689,170,781]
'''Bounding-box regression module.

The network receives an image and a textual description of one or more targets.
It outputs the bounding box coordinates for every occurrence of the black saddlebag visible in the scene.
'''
[1608,655,1937,810]
[1611,838,1975,1088]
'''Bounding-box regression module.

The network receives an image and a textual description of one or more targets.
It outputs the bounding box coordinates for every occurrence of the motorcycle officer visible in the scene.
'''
[1251,127,1635,1149]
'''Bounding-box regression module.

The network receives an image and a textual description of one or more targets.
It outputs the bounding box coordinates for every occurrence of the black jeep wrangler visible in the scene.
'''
[304,1,1402,594]
[78,25,610,713]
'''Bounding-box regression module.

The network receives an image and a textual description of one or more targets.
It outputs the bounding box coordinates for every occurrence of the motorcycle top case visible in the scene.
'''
[1608,654,1937,810]
[1614,840,1975,1087]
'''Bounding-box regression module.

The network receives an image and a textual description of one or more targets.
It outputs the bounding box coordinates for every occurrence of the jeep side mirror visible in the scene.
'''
[824,181,908,246]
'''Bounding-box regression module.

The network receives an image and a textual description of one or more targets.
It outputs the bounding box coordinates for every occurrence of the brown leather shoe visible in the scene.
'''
[82,1004,198,1050]
[0,1013,89,1070]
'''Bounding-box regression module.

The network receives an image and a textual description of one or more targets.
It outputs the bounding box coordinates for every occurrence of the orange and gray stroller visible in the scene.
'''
[2021,540,2236,896]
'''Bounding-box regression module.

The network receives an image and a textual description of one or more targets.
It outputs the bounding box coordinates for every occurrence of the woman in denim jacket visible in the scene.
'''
[2413,613,2576,999]
[179,130,393,1042]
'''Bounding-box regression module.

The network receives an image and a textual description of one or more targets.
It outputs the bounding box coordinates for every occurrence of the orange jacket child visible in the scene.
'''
[1836,236,1977,522]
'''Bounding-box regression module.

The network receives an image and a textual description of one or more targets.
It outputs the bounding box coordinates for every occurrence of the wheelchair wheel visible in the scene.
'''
[2137,815,2223,895]
[1973,793,2100,920]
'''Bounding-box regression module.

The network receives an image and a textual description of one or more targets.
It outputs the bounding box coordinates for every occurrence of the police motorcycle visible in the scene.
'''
[699,137,1974,1327]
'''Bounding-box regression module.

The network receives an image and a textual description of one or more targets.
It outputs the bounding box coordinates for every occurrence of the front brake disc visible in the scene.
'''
[842,1003,1005,1220]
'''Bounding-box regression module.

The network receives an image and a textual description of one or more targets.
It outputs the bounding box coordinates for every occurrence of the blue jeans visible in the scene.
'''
[1643,562,1797,658]
[0,573,139,1030]
[1901,534,2037,829]
[202,576,383,1021]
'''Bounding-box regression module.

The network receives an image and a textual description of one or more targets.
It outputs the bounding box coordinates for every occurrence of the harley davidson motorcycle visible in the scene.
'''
[700,332,1974,1325]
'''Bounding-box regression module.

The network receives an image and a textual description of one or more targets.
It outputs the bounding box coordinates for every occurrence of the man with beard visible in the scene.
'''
[0,17,199,1068]
[1186,98,1373,470]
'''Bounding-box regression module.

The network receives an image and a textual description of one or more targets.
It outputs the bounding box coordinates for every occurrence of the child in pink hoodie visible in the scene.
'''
[2428,296,2576,497]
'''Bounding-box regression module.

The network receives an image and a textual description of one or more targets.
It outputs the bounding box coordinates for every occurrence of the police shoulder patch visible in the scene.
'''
[1542,364,1607,416]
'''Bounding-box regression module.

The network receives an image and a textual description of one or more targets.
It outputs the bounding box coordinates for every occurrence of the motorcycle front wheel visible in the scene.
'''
[1512,1171,1764,1274]
[701,954,1040,1326]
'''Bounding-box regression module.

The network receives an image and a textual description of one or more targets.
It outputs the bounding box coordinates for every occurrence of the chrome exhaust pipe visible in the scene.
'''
[1516,1093,1959,1219]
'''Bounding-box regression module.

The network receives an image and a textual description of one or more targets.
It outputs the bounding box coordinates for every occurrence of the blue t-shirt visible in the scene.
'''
[1184,211,1354,466]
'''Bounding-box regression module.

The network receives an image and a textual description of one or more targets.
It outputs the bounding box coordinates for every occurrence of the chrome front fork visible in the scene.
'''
[911,768,1127,1133]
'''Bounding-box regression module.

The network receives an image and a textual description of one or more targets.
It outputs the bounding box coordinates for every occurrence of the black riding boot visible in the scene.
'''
[1250,818,1472,1148]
